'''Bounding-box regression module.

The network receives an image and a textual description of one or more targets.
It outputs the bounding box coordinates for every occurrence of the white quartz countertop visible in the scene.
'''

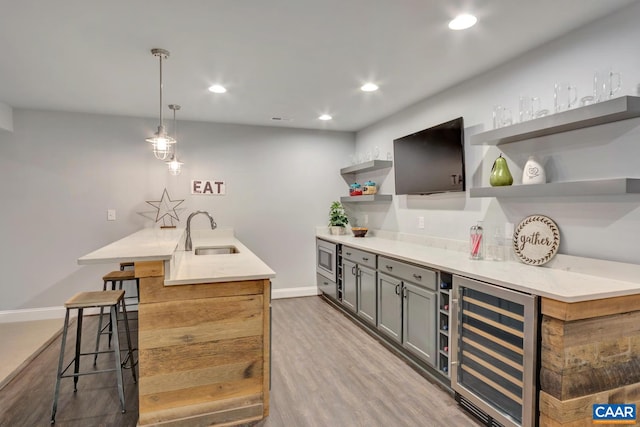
[78,228,184,264]
[77,227,275,285]
[165,229,276,285]
[317,231,640,303]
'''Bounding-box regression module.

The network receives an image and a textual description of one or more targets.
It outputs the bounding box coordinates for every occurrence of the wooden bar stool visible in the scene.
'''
[101,269,139,302]
[116,265,140,312]
[50,290,136,424]
[119,261,134,271]
[94,269,139,365]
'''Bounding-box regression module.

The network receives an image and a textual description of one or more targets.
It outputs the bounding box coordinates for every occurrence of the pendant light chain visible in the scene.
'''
[159,52,164,132]
[146,48,175,160]
[172,104,178,155]
[167,104,184,175]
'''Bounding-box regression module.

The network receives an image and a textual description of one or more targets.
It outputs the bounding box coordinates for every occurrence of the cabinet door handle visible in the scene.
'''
[413,274,422,280]
[362,257,369,261]
[385,265,393,270]
[402,286,407,298]
[394,283,401,295]
[351,266,356,275]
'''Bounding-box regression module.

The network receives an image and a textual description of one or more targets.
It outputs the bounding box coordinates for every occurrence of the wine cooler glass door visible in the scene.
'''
[451,276,537,427]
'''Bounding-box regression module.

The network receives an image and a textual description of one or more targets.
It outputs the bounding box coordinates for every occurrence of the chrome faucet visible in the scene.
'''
[185,210,217,251]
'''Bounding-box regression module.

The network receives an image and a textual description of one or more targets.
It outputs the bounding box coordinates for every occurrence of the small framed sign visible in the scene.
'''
[513,215,560,266]
[191,180,226,195]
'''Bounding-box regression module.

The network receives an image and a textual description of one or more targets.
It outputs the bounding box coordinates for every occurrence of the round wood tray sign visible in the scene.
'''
[513,215,560,266]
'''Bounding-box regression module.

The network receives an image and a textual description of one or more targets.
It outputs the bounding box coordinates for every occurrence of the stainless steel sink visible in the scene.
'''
[194,245,239,255]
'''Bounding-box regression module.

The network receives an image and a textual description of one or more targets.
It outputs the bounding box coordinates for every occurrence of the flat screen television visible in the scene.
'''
[393,117,465,195]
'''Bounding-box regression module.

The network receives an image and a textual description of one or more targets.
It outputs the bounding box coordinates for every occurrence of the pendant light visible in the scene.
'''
[166,104,184,175]
[145,48,175,160]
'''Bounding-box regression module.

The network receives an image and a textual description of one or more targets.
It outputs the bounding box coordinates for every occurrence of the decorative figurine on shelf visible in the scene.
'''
[349,182,362,196]
[489,154,513,186]
[362,180,377,195]
[522,156,546,185]
[328,201,349,235]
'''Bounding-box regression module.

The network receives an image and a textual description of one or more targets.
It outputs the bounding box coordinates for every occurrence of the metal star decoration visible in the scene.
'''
[146,188,185,227]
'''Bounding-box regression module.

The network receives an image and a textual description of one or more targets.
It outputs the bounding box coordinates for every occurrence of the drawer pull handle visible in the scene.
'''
[362,257,369,261]
[413,274,422,280]
[386,265,393,270]
[346,252,352,256]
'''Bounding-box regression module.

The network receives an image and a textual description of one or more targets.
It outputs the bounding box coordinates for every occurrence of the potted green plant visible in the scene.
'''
[328,201,349,235]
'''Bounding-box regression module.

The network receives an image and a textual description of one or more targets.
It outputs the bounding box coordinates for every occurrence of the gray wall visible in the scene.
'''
[354,2,640,264]
[4,3,640,312]
[0,110,354,310]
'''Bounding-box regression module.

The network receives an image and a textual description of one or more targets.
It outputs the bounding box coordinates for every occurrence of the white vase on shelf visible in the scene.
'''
[522,156,546,185]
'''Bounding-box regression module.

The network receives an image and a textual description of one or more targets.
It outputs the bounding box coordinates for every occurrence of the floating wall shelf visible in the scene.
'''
[470,96,640,146]
[340,160,393,175]
[470,178,640,198]
[340,160,393,203]
[340,194,393,203]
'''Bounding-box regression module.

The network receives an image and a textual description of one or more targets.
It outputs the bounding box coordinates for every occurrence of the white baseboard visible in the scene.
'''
[272,286,320,299]
[0,306,103,323]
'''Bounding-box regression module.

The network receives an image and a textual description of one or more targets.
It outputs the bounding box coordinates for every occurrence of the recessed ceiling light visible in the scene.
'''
[208,84,227,93]
[361,83,379,92]
[448,14,477,30]
[319,114,332,121]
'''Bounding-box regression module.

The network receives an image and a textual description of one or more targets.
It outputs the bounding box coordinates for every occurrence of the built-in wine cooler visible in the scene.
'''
[451,276,538,427]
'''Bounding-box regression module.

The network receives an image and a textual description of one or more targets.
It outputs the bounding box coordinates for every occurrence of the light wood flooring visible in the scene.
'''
[0,296,481,427]
[0,319,62,388]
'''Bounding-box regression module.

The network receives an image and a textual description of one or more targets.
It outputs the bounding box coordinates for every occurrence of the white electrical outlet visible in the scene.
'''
[107,209,116,221]
[418,216,425,229]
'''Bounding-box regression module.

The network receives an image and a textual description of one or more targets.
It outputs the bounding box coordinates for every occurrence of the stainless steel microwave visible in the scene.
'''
[316,238,338,283]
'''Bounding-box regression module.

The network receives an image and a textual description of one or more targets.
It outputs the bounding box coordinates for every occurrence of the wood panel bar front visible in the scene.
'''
[539,296,640,426]
[135,261,271,426]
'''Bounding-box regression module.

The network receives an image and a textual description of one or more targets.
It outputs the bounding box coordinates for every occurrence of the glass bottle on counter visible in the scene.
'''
[489,227,505,261]
[470,221,484,260]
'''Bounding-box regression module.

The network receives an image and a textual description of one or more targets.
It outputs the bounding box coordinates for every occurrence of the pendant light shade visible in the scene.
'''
[146,48,175,160]
[166,104,184,175]
[167,156,183,175]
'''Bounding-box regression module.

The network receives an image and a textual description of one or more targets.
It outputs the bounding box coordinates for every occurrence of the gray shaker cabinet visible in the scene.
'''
[377,256,437,367]
[342,258,357,312]
[357,265,377,325]
[403,282,436,365]
[342,246,377,326]
[378,272,402,343]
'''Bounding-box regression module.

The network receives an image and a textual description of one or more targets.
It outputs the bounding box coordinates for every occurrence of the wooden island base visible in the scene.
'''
[135,261,271,426]
[539,295,640,426]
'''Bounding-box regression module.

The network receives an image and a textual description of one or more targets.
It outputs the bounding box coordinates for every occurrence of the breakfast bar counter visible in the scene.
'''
[78,227,275,427]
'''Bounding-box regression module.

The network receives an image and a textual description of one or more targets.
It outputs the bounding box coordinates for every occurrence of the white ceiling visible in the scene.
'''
[0,0,636,132]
